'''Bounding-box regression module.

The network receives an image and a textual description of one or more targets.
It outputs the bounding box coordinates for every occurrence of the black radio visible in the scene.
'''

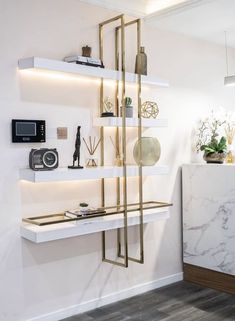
[29,148,58,171]
[12,119,46,143]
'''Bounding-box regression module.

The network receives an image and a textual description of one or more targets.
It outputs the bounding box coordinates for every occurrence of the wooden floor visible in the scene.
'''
[61,281,235,321]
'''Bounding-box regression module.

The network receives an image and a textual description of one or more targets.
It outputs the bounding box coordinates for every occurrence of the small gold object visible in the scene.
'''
[114,154,124,167]
[83,136,101,167]
[103,97,113,113]
[226,150,233,163]
[141,101,159,119]
[135,46,147,75]
[109,136,123,167]
[225,123,235,163]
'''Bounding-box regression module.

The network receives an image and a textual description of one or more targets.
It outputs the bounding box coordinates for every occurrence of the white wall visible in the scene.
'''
[1,1,235,320]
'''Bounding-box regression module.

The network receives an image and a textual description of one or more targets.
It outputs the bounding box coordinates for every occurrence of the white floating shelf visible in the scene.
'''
[93,117,168,128]
[18,57,169,87]
[21,207,170,243]
[19,165,169,183]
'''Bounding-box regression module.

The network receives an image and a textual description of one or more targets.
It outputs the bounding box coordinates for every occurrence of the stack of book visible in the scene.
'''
[64,55,104,68]
[65,208,106,218]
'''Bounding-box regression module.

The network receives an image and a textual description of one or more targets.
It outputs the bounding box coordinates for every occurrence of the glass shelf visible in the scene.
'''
[23,201,172,226]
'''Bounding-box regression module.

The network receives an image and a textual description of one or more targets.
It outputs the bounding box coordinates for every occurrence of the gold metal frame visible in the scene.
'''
[23,201,172,226]
[99,14,128,267]
[115,19,144,264]
[99,15,144,267]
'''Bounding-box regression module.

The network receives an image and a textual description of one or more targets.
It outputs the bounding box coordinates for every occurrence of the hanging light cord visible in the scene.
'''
[225,31,229,76]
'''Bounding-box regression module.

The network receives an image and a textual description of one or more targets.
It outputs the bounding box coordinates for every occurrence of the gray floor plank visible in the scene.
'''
[61,281,235,321]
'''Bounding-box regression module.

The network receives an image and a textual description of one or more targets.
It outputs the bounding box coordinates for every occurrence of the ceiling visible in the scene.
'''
[79,0,235,48]
[79,0,189,17]
[145,0,235,48]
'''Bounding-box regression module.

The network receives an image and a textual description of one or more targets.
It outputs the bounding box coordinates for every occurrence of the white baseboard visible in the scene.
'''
[27,272,183,321]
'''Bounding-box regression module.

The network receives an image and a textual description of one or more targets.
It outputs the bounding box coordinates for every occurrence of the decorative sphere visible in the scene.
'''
[141,101,159,118]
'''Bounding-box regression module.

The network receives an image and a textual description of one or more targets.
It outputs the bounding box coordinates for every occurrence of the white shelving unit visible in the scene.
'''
[19,165,169,183]
[93,117,168,128]
[18,57,169,87]
[18,54,171,248]
[21,207,170,243]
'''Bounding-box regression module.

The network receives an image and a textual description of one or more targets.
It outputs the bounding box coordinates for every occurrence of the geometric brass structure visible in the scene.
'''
[99,15,144,267]
[141,101,159,118]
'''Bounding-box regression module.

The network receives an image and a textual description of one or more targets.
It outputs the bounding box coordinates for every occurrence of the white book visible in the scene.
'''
[65,208,106,218]
[64,55,103,67]
[64,55,88,63]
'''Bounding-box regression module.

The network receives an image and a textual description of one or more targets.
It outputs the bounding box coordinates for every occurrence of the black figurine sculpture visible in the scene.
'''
[68,126,83,169]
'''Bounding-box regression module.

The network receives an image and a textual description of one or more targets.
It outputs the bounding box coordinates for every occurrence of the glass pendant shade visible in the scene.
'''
[224,31,235,86]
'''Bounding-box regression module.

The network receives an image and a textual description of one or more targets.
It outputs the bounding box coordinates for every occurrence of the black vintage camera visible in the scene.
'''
[29,148,59,171]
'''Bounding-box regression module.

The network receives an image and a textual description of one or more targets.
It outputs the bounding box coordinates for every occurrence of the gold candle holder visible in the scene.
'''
[114,154,124,167]
[225,125,235,163]
[110,135,123,167]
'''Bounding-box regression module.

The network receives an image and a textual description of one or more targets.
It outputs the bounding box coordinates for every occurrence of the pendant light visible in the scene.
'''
[224,31,235,86]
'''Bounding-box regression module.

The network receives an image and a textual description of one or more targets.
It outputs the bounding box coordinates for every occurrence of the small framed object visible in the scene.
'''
[12,119,46,143]
[57,127,68,140]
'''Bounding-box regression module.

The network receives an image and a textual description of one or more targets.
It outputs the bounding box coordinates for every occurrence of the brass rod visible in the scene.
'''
[117,228,122,257]
[117,18,144,264]
[137,18,144,264]
[115,26,122,257]
[103,258,128,268]
[23,203,168,223]
[102,231,106,260]
[121,15,128,268]
[99,15,128,267]
[99,25,105,206]
[116,19,139,30]
[115,26,121,156]
[99,23,106,262]
[82,138,92,154]
[23,201,173,226]
[22,201,173,221]
[102,200,170,210]
[99,14,124,26]
[118,254,144,264]
[99,24,103,61]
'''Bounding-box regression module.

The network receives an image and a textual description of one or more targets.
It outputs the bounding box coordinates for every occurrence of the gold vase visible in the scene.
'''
[135,46,147,76]
[133,137,161,166]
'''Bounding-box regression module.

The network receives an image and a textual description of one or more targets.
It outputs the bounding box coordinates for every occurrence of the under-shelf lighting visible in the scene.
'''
[224,31,235,87]
[20,69,151,89]
[19,68,101,85]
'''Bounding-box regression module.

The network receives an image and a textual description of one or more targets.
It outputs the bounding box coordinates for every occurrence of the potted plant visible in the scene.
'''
[79,202,89,215]
[121,97,133,118]
[195,111,227,164]
[200,136,227,163]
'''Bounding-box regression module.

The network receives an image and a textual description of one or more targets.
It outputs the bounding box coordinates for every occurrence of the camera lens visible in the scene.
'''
[42,150,58,168]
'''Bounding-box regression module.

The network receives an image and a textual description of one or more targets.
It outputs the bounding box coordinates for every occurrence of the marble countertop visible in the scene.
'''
[182,164,235,276]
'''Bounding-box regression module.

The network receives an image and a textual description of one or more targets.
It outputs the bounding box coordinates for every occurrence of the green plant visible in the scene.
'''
[195,111,226,153]
[200,136,227,156]
[79,202,88,207]
[125,97,132,107]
